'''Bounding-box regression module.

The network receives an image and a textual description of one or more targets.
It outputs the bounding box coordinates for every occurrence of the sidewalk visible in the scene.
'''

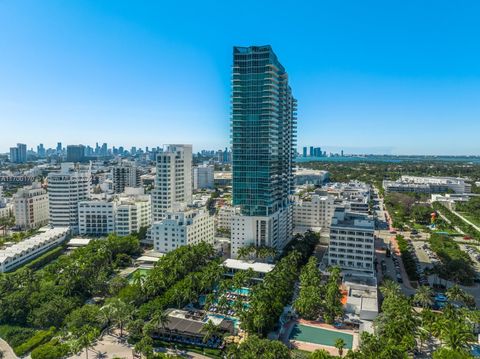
[0,338,18,359]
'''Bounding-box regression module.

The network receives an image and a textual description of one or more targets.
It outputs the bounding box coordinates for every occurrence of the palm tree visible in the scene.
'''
[414,285,433,308]
[201,320,220,344]
[102,298,133,337]
[151,310,170,330]
[334,338,346,356]
[75,326,99,359]
[446,285,465,303]
[380,279,401,298]
[439,319,475,352]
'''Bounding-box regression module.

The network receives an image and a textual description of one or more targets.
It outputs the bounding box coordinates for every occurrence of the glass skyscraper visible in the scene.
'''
[231,45,297,217]
[230,45,296,258]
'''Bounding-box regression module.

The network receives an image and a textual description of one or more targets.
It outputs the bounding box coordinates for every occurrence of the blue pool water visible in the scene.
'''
[472,344,480,357]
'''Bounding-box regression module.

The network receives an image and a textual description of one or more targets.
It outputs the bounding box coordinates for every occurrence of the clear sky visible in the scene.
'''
[1,0,479,155]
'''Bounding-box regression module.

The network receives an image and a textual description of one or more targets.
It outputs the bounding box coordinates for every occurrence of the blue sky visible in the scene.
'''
[1,1,479,155]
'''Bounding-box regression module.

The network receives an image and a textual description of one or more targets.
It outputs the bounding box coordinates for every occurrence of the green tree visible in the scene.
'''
[231,335,291,359]
[201,320,220,343]
[335,338,346,356]
[309,350,335,359]
[134,336,154,358]
[414,286,433,308]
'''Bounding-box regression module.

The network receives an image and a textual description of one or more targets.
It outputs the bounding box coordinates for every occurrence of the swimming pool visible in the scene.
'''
[289,324,353,349]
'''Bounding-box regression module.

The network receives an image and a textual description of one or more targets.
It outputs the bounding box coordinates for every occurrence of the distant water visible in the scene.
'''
[295,155,480,164]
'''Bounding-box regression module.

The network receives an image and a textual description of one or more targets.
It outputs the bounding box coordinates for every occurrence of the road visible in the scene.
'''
[372,189,415,295]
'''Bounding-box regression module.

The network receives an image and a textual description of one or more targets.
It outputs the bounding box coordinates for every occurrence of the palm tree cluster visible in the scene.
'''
[237,244,277,262]
[240,250,303,335]
[343,280,479,358]
[294,259,343,324]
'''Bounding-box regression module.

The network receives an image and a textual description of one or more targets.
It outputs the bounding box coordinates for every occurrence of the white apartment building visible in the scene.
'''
[78,190,151,236]
[48,163,91,233]
[327,207,375,277]
[0,227,69,272]
[295,169,330,186]
[115,194,152,236]
[152,207,214,253]
[78,200,115,236]
[293,194,336,232]
[216,205,234,231]
[112,162,141,193]
[151,145,192,222]
[230,206,292,259]
[13,182,49,230]
[383,175,471,194]
[193,164,214,190]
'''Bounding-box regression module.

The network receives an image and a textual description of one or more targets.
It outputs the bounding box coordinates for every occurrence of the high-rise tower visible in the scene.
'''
[230,45,297,258]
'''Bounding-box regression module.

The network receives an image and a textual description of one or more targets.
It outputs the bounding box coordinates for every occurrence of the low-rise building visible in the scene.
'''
[295,168,330,186]
[293,194,336,232]
[383,176,471,194]
[152,207,214,253]
[222,258,275,281]
[327,208,375,278]
[0,227,69,272]
[13,183,49,230]
[216,205,234,231]
[78,189,151,236]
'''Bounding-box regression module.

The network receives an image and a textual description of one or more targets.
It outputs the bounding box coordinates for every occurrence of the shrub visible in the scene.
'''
[14,327,56,356]
[31,339,70,359]
[0,325,36,349]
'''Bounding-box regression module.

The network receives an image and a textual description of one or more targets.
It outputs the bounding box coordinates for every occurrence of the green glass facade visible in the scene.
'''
[231,45,297,216]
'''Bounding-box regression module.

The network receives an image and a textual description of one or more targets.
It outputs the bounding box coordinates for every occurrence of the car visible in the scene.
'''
[463,236,472,240]
[390,230,397,234]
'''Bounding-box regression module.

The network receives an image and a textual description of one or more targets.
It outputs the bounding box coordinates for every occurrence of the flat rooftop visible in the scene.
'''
[222,258,275,273]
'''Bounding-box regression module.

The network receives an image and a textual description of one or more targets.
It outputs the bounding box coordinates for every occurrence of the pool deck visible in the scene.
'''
[282,319,359,354]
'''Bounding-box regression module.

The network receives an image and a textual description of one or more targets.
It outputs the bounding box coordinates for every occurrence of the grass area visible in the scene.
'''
[396,235,419,281]
[429,233,476,286]
[152,339,223,358]
[8,245,65,273]
[459,212,480,228]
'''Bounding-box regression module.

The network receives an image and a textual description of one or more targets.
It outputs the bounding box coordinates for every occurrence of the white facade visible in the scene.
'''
[78,200,115,236]
[216,205,234,230]
[48,163,91,233]
[384,176,471,194]
[115,195,152,236]
[13,182,49,230]
[151,145,192,222]
[295,169,329,186]
[293,194,336,232]
[0,227,69,273]
[327,208,375,277]
[152,208,214,253]
[230,205,292,259]
[193,164,214,190]
[78,193,151,236]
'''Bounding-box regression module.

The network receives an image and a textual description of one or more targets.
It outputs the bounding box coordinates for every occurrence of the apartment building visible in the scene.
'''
[193,164,214,190]
[112,162,141,193]
[383,175,471,194]
[13,182,49,229]
[115,194,152,236]
[0,227,69,273]
[152,207,214,253]
[151,145,192,221]
[293,194,336,232]
[78,200,115,236]
[78,190,151,236]
[48,163,91,233]
[216,205,234,231]
[327,207,375,277]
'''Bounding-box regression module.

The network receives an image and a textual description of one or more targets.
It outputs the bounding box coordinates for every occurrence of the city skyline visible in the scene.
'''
[1,1,480,155]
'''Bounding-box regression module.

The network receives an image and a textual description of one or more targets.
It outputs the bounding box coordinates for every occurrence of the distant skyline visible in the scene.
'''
[1,1,480,155]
